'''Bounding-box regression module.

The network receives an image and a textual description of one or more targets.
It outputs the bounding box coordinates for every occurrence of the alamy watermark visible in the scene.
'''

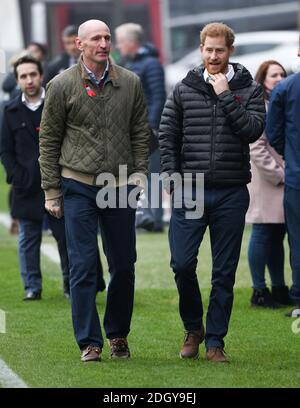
[0,309,6,334]
[291,310,300,335]
[95,165,204,220]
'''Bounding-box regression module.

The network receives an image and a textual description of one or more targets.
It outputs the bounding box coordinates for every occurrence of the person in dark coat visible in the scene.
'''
[44,25,81,84]
[1,44,49,235]
[115,23,166,232]
[0,56,71,300]
[266,36,300,317]
[159,22,265,363]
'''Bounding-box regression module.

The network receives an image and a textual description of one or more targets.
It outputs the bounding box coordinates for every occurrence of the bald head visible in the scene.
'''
[78,20,110,40]
[76,19,111,68]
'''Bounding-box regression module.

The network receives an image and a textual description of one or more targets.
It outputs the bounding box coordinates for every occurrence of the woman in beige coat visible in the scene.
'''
[247,60,292,308]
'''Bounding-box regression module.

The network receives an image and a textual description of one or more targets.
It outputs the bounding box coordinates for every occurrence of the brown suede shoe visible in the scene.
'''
[180,327,205,359]
[81,345,102,362]
[205,347,229,363]
[108,338,130,359]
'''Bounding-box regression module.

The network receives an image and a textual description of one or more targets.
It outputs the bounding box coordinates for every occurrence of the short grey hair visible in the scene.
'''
[115,23,144,44]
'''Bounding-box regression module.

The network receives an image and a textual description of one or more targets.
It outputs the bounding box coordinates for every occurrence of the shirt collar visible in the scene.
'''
[22,87,45,111]
[83,60,110,85]
[203,64,235,83]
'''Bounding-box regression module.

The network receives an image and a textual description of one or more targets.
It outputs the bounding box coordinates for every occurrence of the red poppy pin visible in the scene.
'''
[84,84,96,97]
[234,95,242,103]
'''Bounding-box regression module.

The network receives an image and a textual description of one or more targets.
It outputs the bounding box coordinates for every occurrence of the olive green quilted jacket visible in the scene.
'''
[39,60,151,199]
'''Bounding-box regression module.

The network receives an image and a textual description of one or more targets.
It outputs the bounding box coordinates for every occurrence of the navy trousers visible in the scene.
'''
[169,186,249,349]
[284,185,300,304]
[18,214,69,293]
[248,224,286,290]
[61,177,137,350]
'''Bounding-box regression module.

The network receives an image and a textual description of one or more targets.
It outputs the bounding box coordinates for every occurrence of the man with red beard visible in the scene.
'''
[159,22,265,363]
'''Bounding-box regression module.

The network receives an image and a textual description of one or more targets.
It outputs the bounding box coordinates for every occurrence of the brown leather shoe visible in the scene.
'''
[81,345,102,362]
[180,327,205,359]
[205,347,229,363]
[108,338,130,359]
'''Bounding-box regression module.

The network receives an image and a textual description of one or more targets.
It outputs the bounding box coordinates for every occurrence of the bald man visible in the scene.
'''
[39,20,151,362]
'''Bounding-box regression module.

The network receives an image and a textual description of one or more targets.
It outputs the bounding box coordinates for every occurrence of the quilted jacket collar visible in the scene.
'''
[78,57,120,87]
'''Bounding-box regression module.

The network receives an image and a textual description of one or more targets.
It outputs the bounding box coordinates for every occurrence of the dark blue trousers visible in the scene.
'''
[18,214,69,293]
[61,178,137,350]
[284,185,300,304]
[169,186,249,349]
[248,224,286,290]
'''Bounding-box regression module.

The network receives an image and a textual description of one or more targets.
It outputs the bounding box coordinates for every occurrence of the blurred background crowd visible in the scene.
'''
[1,0,300,95]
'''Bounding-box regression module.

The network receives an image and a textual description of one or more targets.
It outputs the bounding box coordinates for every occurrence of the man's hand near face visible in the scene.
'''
[207,73,229,95]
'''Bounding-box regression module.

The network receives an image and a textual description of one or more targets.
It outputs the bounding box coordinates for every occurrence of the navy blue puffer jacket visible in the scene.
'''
[122,44,166,130]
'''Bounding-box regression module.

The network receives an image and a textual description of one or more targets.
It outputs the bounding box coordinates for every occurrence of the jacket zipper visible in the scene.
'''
[210,104,217,180]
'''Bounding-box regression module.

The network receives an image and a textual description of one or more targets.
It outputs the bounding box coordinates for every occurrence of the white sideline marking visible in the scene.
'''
[0,213,60,265]
[0,309,6,333]
[0,213,59,388]
[0,215,28,387]
[0,359,28,388]
[41,243,60,264]
[0,213,11,228]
